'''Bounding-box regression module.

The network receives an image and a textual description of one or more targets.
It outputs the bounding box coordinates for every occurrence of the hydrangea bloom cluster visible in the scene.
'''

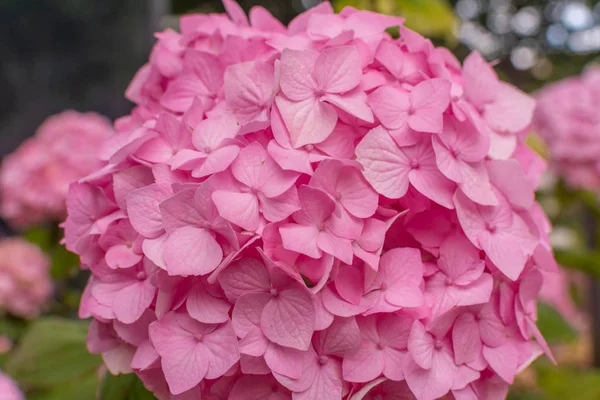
[0,238,52,319]
[65,2,558,399]
[0,371,24,400]
[0,110,113,229]
[534,67,600,190]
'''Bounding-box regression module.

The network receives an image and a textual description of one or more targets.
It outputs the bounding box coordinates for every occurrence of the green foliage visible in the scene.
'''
[334,0,457,43]
[27,372,99,400]
[23,226,54,252]
[537,365,600,400]
[536,303,577,344]
[50,243,80,280]
[5,318,101,391]
[99,373,157,400]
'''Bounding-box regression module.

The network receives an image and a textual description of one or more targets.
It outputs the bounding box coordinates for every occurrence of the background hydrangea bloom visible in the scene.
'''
[0,238,52,319]
[0,110,113,229]
[534,67,600,191]
[64,1,558,399]
[0,371,24,400]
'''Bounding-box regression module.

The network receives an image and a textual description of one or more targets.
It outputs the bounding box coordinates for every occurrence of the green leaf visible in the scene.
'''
[5,318,101,390]
[23,226,54,252]
[27,371,99,400]
[395,0,457,43]
[537,365,600,400]
[554,248,600,280]
[50,244,80,280]
[98,373,157,400]
[333,0,457,43]
[536,303,577,344]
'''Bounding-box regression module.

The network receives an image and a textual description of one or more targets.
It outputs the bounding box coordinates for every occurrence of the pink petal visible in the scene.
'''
[279,49,318,101]
[218,259,271,302]
[259,187,301,223]
[295,361,343,400]
[452,313,482,365]
[367,85,410,130]
[105,244,142,269]
[150,314,209,395]
[483,344,518,383]
[239,328,269,357]
[276,96,338,149]
[407,321,435,370]
[343,340,385,382]
[192,113,239,152]
[323,88,373,123]
[225,61,274,125]
[186,282,231,324]
[163,227,223,276]
[317,231,354,264]
[232,142,299,198]
[335,267,364,305]
[192,145,240,178]
[202,322,241,379]
[127,184,172,238]
[463,51,499,106]
[160,74,208,113]
[316,316,361,357]
[264,343,307,379]
[267,140,313,175]
[279,224,322,259]
[232,292,271,337]
[484,83,535,134]
[314,46,362,93]
[355,126,411,199]
[260,287,315,350]
[249,6,287,33]
[405,353,455,400]
[114,280,156,324]
[212,190,260,232]
[223,0,249,25]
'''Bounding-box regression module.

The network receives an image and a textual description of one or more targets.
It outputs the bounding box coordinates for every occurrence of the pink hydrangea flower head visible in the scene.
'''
[0,238,52,319]
[534,67,600,190]
[0,371,24,400]
[65,1,557,399]
[0,110,114,229]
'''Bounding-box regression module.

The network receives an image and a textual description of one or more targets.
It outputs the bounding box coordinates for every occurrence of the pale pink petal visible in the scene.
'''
[186,282,231,324]
[276,96,338,149]
[163,227,223,276]
[452,313,482,365]
[127,184,172,238]
[218,259,271,302]
[279,224,322,259]
[323,88,373,123]
[484,83,535,134]
[462,51,499,106]
[264,343,307,379]
[367,85,410,130]
[317,231,354,264]
[279,49,318,101]
[260,286,315,350]
[192,145,240,178]
[355,126,411,199]
[343,340,385,383]
[483,344,518,383]
[259,187,301,223]
[212,190,260,232]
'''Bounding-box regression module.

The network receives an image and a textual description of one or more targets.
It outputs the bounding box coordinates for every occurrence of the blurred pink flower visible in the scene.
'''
[0,110,113,229]
[0,372,24,400]
[0,238,52,319]
[534,67,600,190]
